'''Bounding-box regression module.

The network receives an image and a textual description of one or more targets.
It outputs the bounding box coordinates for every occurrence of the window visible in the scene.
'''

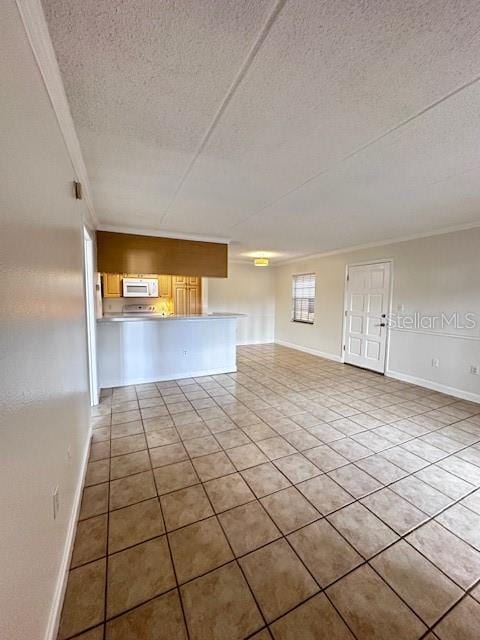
[292,273,315,323]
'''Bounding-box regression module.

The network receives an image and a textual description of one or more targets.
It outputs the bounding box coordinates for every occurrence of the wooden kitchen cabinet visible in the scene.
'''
[158,275,172,298]
[173,276,201,314]
[124,273,157,278]
[187,284,201,314]
[102,273,194,305]
[174,283,187,314]
[102,273,122,297]
[102,273,172,299]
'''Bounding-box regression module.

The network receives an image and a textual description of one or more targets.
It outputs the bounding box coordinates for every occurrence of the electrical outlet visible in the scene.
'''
[470,365,479,375]
[53,487,60,520]
[432,358,440,368]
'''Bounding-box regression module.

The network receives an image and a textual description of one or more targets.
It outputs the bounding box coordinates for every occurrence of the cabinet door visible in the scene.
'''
[124,274,157,278]
[187,276,199,286]
[187,286,201,314]
[103,273,122,297]
[158,275,172,298]
[173,275,187,286]
[174,285,187,315]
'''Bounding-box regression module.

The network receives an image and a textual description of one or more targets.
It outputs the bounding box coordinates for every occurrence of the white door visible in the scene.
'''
[344,262,391,373]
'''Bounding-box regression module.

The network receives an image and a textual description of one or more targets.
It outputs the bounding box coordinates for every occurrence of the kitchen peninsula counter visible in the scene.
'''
[97,313,244,387]
[98,312,243,322]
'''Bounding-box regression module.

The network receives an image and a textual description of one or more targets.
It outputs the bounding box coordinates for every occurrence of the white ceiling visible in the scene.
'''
[43,0,480,261]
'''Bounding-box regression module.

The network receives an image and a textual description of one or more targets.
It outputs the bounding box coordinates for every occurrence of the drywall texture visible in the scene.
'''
[44,0,480,259]
[208,262,275,344]
[0,4,90,639]
[275,228,480,400]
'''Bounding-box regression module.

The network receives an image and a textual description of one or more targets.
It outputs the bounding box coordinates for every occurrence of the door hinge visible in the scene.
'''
[74,181,83,200]
[346,274,349,281]
[343,345,345,351]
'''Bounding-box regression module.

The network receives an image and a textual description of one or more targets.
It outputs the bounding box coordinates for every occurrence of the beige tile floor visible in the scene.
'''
[58,344,480,640]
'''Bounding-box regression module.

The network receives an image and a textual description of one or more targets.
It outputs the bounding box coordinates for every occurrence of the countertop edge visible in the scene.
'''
[97,313,246,323]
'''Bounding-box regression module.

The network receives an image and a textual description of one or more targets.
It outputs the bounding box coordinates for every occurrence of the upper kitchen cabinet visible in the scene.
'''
[124,273,157,278]
[102,273,122,298]
[158,275,172,298]
[101,273,176,300]
[96,231,227,277]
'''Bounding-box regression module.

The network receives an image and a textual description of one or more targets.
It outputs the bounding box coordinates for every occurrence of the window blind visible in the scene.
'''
[292,273,315,323]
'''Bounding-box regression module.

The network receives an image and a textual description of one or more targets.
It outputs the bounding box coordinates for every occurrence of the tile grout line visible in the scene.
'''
[86,396,480,557]
[77,346,480,639]
[88,412,480,553]
[183,468,271,637]
[89,432,479,634]
[101,417,112,640]
[139,389,193,640]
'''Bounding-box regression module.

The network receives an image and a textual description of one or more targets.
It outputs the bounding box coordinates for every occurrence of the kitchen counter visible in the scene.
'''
[97,312,243,387]
[98,312,244,322]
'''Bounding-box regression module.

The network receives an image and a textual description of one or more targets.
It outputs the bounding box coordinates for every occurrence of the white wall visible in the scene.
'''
[275,228,480,402]
[0,4,90,639]
[207,262,275,344]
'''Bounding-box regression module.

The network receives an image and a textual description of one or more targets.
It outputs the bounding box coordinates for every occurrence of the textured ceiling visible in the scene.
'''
[43,0,480,261]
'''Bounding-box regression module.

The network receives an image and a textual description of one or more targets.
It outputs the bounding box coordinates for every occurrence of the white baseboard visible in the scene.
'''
[275,340,342,362]
[274,342,479,403]
[45,424,92,640]
[386,369,480,404]
[101,366,238,388]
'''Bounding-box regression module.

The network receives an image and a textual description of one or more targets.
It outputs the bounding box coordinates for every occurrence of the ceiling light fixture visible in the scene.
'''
[254,258,269,267]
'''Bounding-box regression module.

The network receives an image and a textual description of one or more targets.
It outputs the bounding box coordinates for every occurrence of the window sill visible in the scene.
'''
[291,320,314,325]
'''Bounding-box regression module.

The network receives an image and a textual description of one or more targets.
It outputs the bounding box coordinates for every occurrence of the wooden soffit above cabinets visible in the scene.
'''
[96,231,228,277]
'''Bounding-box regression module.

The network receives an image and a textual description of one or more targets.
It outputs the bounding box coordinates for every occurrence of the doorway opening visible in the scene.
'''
[343,260,393,374]
[83,227,99,405]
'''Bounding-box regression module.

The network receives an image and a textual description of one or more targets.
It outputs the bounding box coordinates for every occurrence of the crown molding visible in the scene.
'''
[16,0,98,229]
[97,224,231,245]
[274,220,480,266]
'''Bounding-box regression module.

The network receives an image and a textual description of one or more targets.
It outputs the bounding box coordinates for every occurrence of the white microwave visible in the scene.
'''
[123,278,158,298]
